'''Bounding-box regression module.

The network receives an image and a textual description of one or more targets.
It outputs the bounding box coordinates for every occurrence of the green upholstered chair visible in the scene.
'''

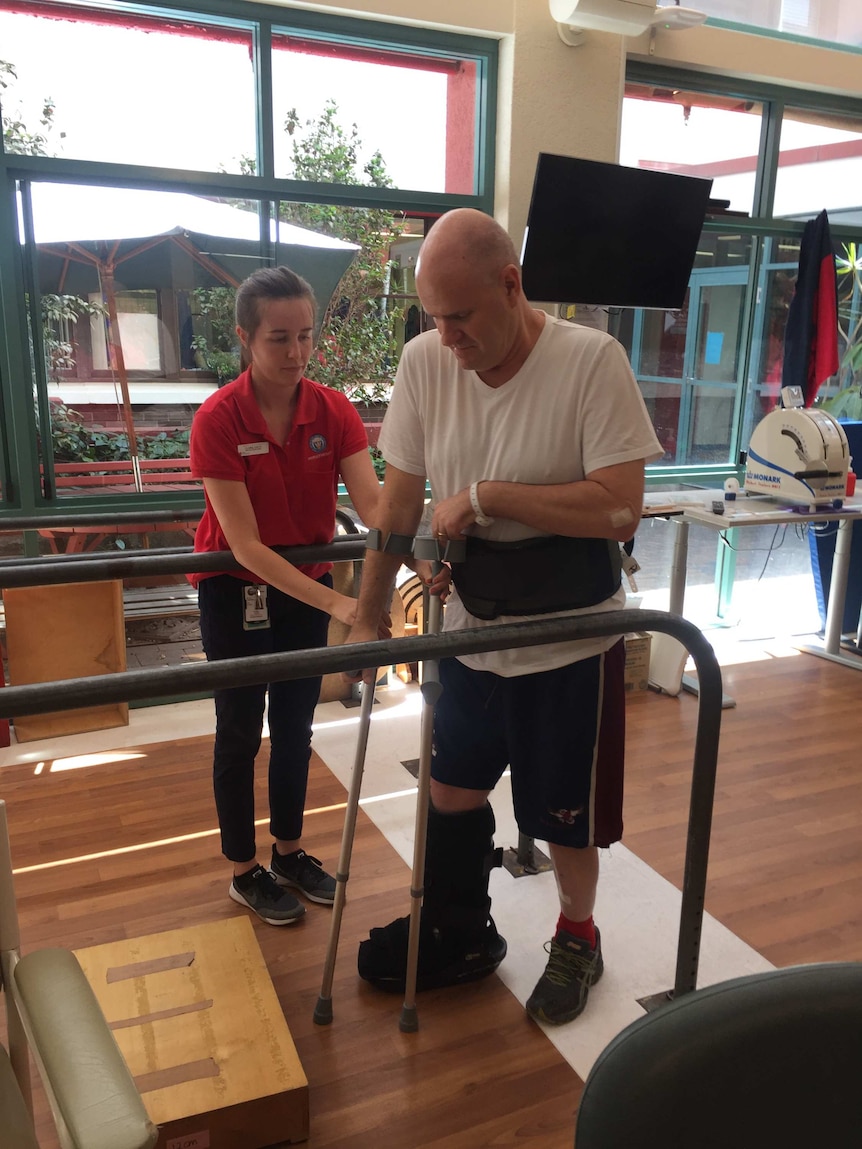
[0,800,157,1149]
[575,962,862,1149]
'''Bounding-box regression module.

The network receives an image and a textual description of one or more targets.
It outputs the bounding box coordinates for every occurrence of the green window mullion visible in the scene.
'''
[473,50,498,213]
[0,172,41,514]
[728,241,764,468]
[19,180,57,502]
[254,19,275,183]
[0,156,471,212]
[253,21,276,272]
[752,97,784,220]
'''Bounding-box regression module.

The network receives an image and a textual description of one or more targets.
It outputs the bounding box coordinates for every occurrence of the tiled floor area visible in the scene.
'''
[125,613,206,668]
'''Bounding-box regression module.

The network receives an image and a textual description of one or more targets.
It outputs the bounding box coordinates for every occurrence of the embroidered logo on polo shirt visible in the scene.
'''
[308,434,328,453]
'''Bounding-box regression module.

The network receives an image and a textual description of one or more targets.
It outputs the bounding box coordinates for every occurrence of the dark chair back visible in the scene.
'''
[575,963,862,1148]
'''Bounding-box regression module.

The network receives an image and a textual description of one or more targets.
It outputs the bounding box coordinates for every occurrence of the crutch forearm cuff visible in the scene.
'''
[365,528,414,555]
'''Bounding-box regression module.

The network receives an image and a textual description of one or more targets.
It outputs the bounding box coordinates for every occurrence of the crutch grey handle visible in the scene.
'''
[412,536,466,564]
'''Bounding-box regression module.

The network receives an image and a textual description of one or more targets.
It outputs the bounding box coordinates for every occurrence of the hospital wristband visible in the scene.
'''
[469,481,494,526]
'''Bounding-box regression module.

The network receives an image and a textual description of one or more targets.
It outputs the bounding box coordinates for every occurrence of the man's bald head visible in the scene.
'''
[412,209,541,381]
[417,209,520,286]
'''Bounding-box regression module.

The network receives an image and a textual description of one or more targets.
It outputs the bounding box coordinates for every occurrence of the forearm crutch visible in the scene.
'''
[399,535,464,1033]
[313,676,376,1026]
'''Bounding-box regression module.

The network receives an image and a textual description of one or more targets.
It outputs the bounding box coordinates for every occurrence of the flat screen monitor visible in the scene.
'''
[520,153,713,309]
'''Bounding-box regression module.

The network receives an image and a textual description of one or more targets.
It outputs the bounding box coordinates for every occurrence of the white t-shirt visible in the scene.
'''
[379,313,663,675]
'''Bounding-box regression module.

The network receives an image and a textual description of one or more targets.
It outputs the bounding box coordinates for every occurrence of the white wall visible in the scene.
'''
[627,21,862,98]
[497,6,626,251]
[250,0,513,34]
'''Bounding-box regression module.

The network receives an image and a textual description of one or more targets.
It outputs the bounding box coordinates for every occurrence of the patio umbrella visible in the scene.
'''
[29,183,359,489]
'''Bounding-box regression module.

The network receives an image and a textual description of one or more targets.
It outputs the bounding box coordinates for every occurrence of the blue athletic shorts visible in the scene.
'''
[431,639,626,848]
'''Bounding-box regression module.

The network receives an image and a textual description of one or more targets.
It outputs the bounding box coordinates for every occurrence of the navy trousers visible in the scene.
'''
[198,573,332,863]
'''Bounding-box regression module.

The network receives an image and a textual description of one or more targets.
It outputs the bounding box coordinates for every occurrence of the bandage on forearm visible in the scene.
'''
[609,506,636,529]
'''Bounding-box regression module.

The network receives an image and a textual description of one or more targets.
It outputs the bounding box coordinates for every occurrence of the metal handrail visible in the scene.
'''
[0,537,366,587]
[0,512,363,585]
[0,508,202,532]
[0,502,364,536]
[0,544,195,568]
[0,607,721,1003]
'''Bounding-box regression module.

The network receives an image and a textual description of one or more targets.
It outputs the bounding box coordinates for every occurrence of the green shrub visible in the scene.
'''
[48,400,190,463]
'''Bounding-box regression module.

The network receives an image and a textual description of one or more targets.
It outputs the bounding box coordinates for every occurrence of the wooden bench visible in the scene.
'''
[39,519,200,555]
[36,465,365,555]
[50,457,199,491]
[39,458,201,554]
[123,584,200,619]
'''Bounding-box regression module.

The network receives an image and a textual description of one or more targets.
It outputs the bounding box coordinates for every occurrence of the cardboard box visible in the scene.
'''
[74,918,308,1148]
[3,579,128,741]
[624,632,652,692]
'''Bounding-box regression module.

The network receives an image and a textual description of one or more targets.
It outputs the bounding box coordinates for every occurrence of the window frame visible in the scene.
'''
[0,0,498,518]
[625,62,862,489]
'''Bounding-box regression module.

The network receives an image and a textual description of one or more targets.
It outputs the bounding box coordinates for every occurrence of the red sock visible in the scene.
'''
[556,912,597,949]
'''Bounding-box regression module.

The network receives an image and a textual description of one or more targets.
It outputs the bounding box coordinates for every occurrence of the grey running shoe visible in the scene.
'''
[229,864,305,925]
[525,927,603,1026]
[271,847,336,905]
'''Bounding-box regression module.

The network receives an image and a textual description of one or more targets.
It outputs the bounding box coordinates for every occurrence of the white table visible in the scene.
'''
[644,491,862,699]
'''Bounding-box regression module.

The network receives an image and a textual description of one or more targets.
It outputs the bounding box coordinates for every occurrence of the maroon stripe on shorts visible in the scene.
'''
[591,638,627,848]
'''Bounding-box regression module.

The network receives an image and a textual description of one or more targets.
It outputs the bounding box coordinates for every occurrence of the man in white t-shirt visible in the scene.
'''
[346,208,662,1026]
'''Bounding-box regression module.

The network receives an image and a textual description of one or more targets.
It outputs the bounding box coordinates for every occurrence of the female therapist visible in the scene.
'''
[190,265,385,926]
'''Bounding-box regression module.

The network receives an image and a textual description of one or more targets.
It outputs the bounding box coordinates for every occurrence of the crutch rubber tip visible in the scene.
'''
[313,997,334,1026]
[398,1005,419,1033]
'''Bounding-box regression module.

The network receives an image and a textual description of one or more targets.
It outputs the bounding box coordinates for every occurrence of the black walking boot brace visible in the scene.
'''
[357,802,507,993]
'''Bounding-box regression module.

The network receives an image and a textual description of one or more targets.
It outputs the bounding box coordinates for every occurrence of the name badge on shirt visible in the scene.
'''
[238,441,269,456]
[243,585,270,630]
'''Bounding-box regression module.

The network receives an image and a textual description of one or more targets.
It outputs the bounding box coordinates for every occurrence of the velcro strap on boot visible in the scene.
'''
[483,846,504,878]
[423,805,498,927]
[450,534,622,620]
[434,897,493,934]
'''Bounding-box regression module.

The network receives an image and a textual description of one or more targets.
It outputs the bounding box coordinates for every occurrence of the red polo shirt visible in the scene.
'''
[189,369,367,586]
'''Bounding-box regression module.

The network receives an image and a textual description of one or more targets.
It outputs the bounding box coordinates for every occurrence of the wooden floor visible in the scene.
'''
[3,642,862,1146]
[624,645,862,967]
[2,736,581,1149]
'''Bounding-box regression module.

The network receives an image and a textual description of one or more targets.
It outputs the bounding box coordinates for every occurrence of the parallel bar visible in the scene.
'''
[0,537,365,587]
[0,545,193,569]
[0,509,202,532]
[0,611,700,713]
[0,610,723,1002]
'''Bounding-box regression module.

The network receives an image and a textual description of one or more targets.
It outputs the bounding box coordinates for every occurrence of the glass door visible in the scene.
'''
[677,270,749,465]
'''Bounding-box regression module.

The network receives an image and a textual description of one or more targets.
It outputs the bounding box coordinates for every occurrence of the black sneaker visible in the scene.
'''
[271,847,336,905]
[358,913,507,993]
[229,864,306,925]
[525,927,603,1026]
